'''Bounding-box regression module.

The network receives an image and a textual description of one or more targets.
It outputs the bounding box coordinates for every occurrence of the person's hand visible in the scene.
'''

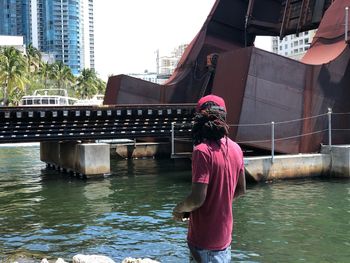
[173,202,190,221]
[172,210,184,221]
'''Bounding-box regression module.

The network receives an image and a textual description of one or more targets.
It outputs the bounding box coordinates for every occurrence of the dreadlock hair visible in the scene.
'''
[192,101,229,146]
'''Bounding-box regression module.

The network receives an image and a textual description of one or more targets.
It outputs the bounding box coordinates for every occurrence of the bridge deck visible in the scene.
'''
[0,104,195,143]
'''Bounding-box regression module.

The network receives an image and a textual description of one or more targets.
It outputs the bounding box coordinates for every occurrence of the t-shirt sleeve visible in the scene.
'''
[192,148,210,184]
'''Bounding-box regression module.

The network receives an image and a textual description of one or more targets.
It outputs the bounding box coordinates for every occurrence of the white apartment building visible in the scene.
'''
[82,0,95,70]
[128,71,158,84]
[0,35,25,53]
[159,56,179,75]
[158,44,188,76]
[0,35,55,64]
[272,30,317,60]
[128,44,189,84]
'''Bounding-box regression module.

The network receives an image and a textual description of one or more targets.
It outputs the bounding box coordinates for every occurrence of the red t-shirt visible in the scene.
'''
[187,137,244,250]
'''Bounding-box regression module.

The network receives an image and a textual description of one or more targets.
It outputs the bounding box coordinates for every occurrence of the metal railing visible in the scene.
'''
[171,122,193,157]
[170,108,350,161]
[227,110,332,163]
[345,6,349,42]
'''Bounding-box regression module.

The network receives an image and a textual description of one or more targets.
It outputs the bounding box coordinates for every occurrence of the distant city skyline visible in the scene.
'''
[94,0,216,80]
[0,0,273,80]
[272,30,316,60]
[0,0,95,75]
[93,0,272,81]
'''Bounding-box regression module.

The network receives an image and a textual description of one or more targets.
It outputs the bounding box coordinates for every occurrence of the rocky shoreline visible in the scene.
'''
[6,254,160,263]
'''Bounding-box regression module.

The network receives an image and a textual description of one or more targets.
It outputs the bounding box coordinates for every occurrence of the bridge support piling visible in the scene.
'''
[77,143,110,177]
[321,145,350,178]
[40,141,110,178]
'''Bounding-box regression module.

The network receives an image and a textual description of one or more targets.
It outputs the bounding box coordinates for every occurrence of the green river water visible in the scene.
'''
[0,145,349,262]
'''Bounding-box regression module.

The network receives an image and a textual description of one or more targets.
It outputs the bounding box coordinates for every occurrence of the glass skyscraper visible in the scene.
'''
[0,0,95,75]
[37,0,82,74]
[0,0,31,44]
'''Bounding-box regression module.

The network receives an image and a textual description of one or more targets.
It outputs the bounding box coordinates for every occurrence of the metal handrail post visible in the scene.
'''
[271,121,275,163]
[171,122,175,156]
[346,7,349,42]
[328,108,332,146]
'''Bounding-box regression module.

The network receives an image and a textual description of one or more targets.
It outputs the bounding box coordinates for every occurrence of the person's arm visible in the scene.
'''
[172,182,208,221]
[234,168,246,200]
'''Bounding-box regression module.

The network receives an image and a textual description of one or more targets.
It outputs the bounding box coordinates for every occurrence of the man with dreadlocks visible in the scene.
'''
[173,94,246,263]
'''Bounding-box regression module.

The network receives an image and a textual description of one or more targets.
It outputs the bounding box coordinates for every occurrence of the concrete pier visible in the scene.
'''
[110,140,192,159]
[111,142,170,159]
[245,145,350,182]
[40,141,110,177]
[40,140,350,181]
[321,144,350,178]
[244,154,331,182]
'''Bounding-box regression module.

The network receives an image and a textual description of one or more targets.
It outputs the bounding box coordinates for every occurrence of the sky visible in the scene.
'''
[94,0,272,81]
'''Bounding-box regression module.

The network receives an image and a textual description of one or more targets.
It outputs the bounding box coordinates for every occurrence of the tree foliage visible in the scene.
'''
[0,45,106,106]
[26,43,41,73]
[0,47,28,106]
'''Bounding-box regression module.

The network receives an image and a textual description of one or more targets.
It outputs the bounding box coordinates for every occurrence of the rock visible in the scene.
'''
[5,252,41,263]
[72,254,116,263]
[121,258,160,263]
[56,258,68,263]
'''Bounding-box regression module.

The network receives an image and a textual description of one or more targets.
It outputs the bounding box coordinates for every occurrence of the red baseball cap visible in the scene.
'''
[196,94,227,112]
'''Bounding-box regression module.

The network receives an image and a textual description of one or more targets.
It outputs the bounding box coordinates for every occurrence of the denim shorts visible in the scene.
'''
[188,243,231,263]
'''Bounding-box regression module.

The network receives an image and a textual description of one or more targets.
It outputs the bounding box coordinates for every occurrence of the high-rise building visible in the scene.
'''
[0,0,95,75]
[82,0,95,70]
[272,30,316,60]
[0,0,31,44]
[158,44,188,76]
[37,0,82,74]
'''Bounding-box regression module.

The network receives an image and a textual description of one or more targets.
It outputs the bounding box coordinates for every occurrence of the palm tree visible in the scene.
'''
[0,47,28,106]
[25,43,41,73]
[96,78,106,95]
[38,62,52,89]
[75,68,99,99]
[24,44,43,96]
[50,61,75,91]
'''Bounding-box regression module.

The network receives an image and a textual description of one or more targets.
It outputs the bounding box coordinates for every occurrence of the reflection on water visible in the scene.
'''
[0,145,349,262]
[233,180,350,262]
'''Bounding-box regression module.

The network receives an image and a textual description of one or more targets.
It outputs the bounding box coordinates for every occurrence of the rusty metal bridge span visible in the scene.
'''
[0,105,195,144]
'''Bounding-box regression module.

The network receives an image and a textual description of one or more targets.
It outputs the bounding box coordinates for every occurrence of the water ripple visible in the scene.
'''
[0,147,349,262]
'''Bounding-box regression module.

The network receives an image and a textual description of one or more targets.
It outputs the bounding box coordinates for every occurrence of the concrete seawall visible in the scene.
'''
[245,145,350,182]
[244,154,331,182]
[39,141,350,180]
[109,143,350,181]
[321,144,350,177]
